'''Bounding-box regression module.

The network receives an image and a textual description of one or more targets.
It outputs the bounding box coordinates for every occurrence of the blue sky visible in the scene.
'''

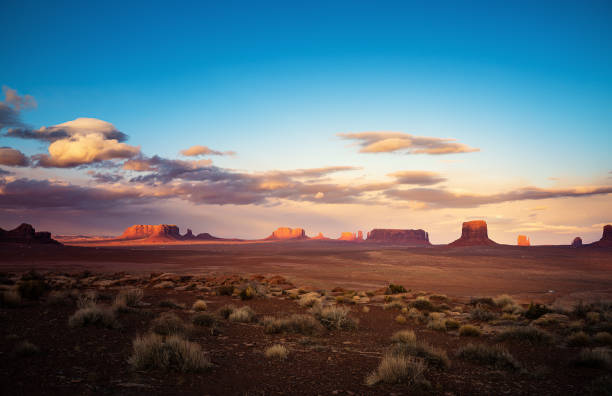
[0,1,611,242]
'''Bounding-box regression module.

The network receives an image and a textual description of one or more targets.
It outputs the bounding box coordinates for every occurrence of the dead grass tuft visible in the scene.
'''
[457,343,520,370]
[228,306,256,323]
[566,331,591,347]
[264,344,289,360]
[572,348,612,369]
[69,304,118,328]
[311,305,358,330]
[151,312,188,336]
[366,354,427,386]
[192,300,207,312]
[262,314,323,335]
[391,330,417,344]
[459,324,481,337]
[128,333,211,372]
[497,326,553,345]
[390,339,450,369]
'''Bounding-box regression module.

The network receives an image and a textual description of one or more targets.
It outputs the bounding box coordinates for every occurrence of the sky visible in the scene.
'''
[0,0,611,244]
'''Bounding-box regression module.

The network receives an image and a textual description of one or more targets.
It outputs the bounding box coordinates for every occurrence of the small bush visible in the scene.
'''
[1,290,21,308]
[459,324,481,337]
[240,286,256,300]
[395,314,407,324]
[384,300,406,310]
[264,344,288,360]
[391,330,417,344]
[217,286,234,296]
[17,279,47,300]
[594,332,612,346]
[298,294,321,308]
[13,340,40,357]
[76,291,97,308]
[192,300,207,311]
[262,314,323,335]
[68,305,117,328]
[497,326,553,345]
[46,290,70,306]
[573,348,612,369]
[362,306,370,313]
[151,312,187,335]
[429,294,448,302]
[427,318,447,331]
[525,302,549,319]
[493,294,515,307]
[386,284,407,295]
[445,319,460,330]
[228,306,256,323]
[217,304,236,319]
[457,343,520,370]
[470,297,495,307]
[470,304,497,322]
[366,354,426,386]
[390,339,450,369]
[192,312,216,327]
[116,288,143,307]
[410,298,436,312]
[312,305,358,330]
[159,299,185,309]
[567,331,591,347]
[128,333,211,372]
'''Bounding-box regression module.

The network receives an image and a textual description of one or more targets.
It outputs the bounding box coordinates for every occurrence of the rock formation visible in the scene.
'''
[265,227,308,240]
[517,235,530,246]
[311,232,329,240]
[571,237,583,248]
[338,232,356,241]
[357,231,364,241]
[366,229,430,245]
[591,224,612,247]
[448,220,497,247]
[0,223,60,244]
[117,224,220,243]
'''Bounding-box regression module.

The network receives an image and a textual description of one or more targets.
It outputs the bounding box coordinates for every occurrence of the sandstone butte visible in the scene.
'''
[117,224,220,243]
[517,235,530,246]
[366,229,430,245]
[448,220,497,247]
[591,224,612,247]
[0,223,60,244]
[571,236,583,248]
[311,232,329,240]
[265,227,308,240]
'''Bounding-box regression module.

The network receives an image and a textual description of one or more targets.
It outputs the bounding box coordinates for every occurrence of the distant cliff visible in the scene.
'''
[0,223,60,244]
[366,229,430,245]
[448,220,497,247]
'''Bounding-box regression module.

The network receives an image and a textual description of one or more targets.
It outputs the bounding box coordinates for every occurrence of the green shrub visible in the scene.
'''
[457,343,520,370]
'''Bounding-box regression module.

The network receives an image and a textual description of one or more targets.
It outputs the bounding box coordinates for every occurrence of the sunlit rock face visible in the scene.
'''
[119,224,181,241]
[592,225,612,247]
[448,220,497,247]
[357,231,364,241]
[266,227,308,240]
[338,232,356,241]
[0,223,60,244]
[517,235,530,246]
[311,232,329,240]
[366,229,430,245]
[571,237,583,248]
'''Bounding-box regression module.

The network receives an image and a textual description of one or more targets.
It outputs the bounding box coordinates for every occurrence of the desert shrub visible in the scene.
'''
[17,280,47,300]
[407,307,426,323]
[587,312,602,324]
[573,348,612,369]
[228,306,256,323]
[567,331,591,347]
[459,324,481,337]
[76,290,97,308]
[573,301,591,318]
[159,299,185,309]
[13,340,40,357]
[395,314,407,324]
[116,288,143,307]
[502,304,524,314]
[298,294,321,308]
[262,314,323,335]
[429,294,448,302]
[240,286,256,300]
[192,312,216,327]
[386,284,407,295]
[217,304,236,319]
[68,304,117,328]
[410,298,436,312]
[470,297,495,307]
[493,294,515,308]
[445,319,460,330]
[594,332,612,346]
[497,326,553,345]
[46,290,70,306]
[311,305,358,330]
[366,353,427,386]
[362,306,370,313]
[500,313,519,321]
[151,312,187,335]
[470,304,497,322]
[192,300,207,312]
[525,302,549,319]
[264,344,288,360]
[457,343,520,370]
[128,333,211,372]
[427,318,447,331]
[384,300,406,310]
[390,339,450,369]
[1,290,21,308]
[391,330,417,344]
[217,286,234,296]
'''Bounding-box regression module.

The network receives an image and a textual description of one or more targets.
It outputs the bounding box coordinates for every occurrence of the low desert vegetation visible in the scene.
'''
[228,306,256,323]
[262,314,323,335]
[46,290,71,306]
[566,331,591,347]
[13,340,40,357]
[410,297,436,312]
[17,272,47,300]
[594,332,612,346]
[497,326,553,345]
[383,300,406,310]
[470,304,497,322]
[525,302,550,319]
[390,336,450,369]
[217,304,237,319]
[445,319,460,330]
[128,333,211,372]
[311,305,358,330]
[391,330,417,344]
[159,299,185,309]
[151,312,188,336]
[572,348,612,369]
[264,344,289,360]
[427,318,447,332]
[192,312,216,327]
[116,288,143,307]
[76,290,97,308]
[457,343,520,371]
[239,286,256,300]
[395,314,407,324]
[493,294,516,308]
[192,299,207,311]
[469,297,495,307]
[459,324,481,337]
[69,304,118,328]
[298,293,321,308]
[385,284,408,295]
[217,285,234,296]
[1,289,21,308]
[362,306,370,313]
[366,353,427,387]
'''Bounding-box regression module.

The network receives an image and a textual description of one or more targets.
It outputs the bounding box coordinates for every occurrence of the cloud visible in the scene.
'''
[388,170,446,185]
[386,185,612,208]
[338,132,479,155]
[124,155,214,183]
[2,86,36,111]
[86,171,124,184]
[5,117,129,142]
[0,86,35,131]
[180,145,236,157]
[0,147,29,166]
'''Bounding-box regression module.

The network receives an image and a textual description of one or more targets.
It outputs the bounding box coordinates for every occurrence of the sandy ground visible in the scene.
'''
[2,241,612,307]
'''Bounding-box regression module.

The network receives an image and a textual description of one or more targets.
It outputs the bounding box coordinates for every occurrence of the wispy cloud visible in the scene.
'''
[0,147,29,167]
[180,145,236,157]
[338,131,479,155]
[387,170,446,186]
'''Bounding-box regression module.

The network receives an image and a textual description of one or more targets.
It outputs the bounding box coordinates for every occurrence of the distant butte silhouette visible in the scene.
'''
[591,224,612,247]
[117,224,221,243]
[265,227,308,240]
[571,236,583,248]
[366,229,431,245]
[0,223,60,244]
[517,235,530,246]
[448,220,497,247]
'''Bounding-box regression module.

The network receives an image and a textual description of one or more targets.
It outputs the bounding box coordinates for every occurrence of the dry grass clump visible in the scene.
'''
[17,278,47,300]
[192,300,207,312]
[117,288,143,307]
[457,343,520,370]
[594,332,612,346]
[391,330,417,344]
[459,324,481,337]
[566,331,591,347]
[429,294,448,302]
[217,285,234,296]
[1,290,22,308]
[366,354,427,386]
[410,297,436,312]
[572,348,612,369]
[217,304,237,319]
[383,300,406,310]
[427,318,447,332]
[13,340,40,357]
[159,299,185,309]
[228,306,256,323]
[76,290,97,308]
[497,326,553,345]
[470,297,495,307]
[264,344,289,360]
[298,293,321,308]
[470,304,497,322]
[239,286,256,300]
[311,305,358,330]
[390,338,450,369]
[362,306,370,313]
[493,294,516,307]
[395,314,407,324]
[151,312,188,335]
[69,304,118,328]
[587,312,601,324]
[128,333,211,372]
[445,319,460,330]
[192,312,216,327]
[263,314,323,335]
[407,307,426,323]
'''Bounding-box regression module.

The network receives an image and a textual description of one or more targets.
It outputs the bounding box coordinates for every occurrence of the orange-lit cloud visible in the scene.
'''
[0,147,29,166]
[180,145,236,157]
[388,170,446,185]
[338,132,479,154]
